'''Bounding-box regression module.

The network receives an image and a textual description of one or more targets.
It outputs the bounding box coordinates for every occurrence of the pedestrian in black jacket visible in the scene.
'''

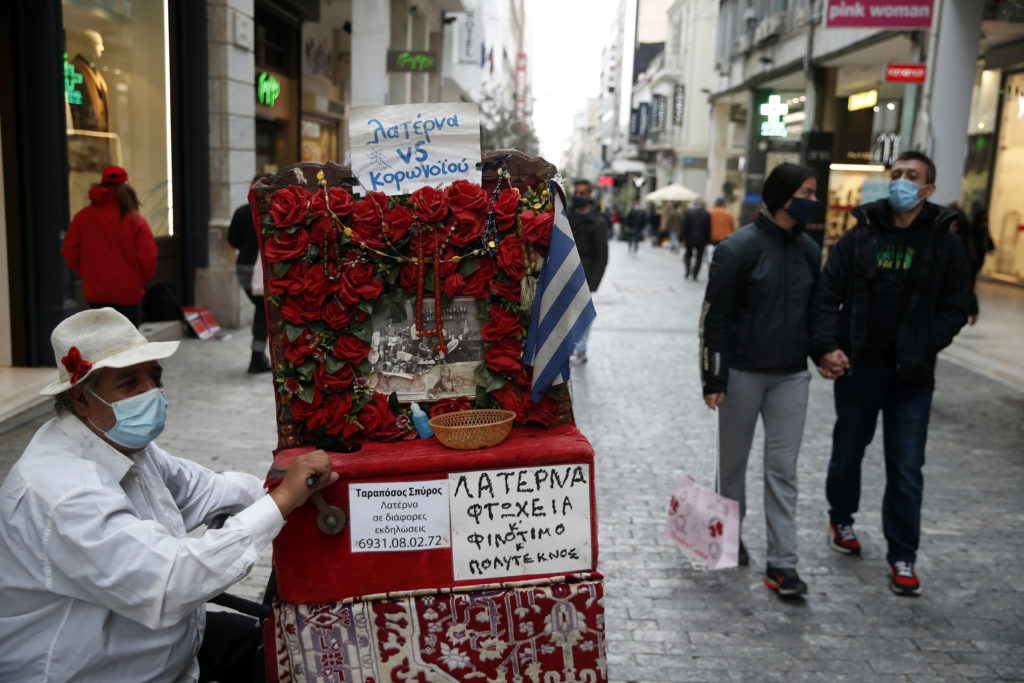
[682,200,711,280]
[810,150,972,597]
[699,163,822,597]
[227,197,271,374]
[568,179,609,365]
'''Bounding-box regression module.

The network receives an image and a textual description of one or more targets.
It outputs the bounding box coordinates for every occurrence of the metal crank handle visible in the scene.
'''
[310,491,346,535]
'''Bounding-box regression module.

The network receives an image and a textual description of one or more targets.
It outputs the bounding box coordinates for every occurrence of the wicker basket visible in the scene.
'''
[428,409,516,450]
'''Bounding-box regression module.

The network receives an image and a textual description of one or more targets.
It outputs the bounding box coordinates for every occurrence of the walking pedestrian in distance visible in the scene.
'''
[62,166,158,326]
[626,199,645,254]
[228,187,272,374]
[682,198,711,280]
[709,197,736,246]
[568,179,608,366]
[811,150,972,596]
[700,163,822,597]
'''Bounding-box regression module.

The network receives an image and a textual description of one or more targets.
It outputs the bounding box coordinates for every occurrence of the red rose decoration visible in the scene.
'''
[264,229,311,263]
[267,262,306,297]
[321,301,353,330]
[383,204,414,243]
[317,392,355,435]
[491,188,521,231]
[319,364,354,392]
[448,213,485,249]
[496,235,527,280]
[485,338,523,374]
[446,180,487,222]
[410,186,448,223]
[481,305,522,342]
[283,336,316,366]
[492,384,527,422]
[462,259,495,300]
[61,346,92,386]
[309,187,353,218]
[493,278,521,303]
[521,208,554,249]
[332,334,370,364]
[280,295,321,325]
[525,394,558,426]
[341,263,384,303]
[350,195,387,246]
[398,261,419,291]
[429,396,472,418]
[289,387,322,422]
[358,393,407,441]
[408,223,448,253]
[443,272,465,298]
[270,186,309,227]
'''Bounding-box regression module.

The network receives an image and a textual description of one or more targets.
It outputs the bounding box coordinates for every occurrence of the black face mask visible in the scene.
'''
[572,196,590,209]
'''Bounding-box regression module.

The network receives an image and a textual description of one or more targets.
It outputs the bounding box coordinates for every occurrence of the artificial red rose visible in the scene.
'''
[280,295,321,325]
[283,335,316,366]
[448,212,485,249]
[407,222,448,253]
[485,338,523,374]
[321,300,353,330]
[462,259,495,300]
[288,387,322,422]
[493,278,521,303]
[481,305,522,342]
[270,186,309,227]
[492,384,527,422]
[309,187,353,218]
[398,261,420,291]
[446,180,487,222]
[267,261,305,297]
[429,396,472,418]
[319,392,355,436]
[525,394,558,426]
[350,195,387,245]
[358,393,407,440]
[383,204,414,243]
[346,262,375,286]
[61,346,92,386]
[350,215,386,250]
[435,247,459,278]
[443,272,465,298]
[410,186,448,223]
[320,364,354,392]
[496,235,526,280]
[332,334,370,364]
[339,263,383,302]
[263,229,311,263]
[521,208,554,249]
[491,188,521,231]
[293,260,340,303]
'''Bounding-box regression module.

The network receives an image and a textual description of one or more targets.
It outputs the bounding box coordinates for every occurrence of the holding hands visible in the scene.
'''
[817,349,850,380]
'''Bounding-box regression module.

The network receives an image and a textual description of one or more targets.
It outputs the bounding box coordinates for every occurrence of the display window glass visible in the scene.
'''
[987,70,1024,279]
[300,118,338,163]
[62,0,172,236]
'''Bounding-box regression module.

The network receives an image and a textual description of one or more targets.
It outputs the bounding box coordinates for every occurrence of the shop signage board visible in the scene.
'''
[885,63,927,82]
[348,481,452,552]
[824,0,933,29]
[349,102,482,195]
[448,465,593,581]
[847,89,878,111]
[386,50,439,73]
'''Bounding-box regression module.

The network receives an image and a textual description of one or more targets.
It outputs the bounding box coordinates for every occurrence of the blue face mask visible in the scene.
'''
[785,197,819,225]
[89,387,168,449]
[572,195,590,209]
[887,178,926,212]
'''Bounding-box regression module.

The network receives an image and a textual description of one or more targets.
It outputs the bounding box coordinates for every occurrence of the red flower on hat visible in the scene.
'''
[61,346,92,385]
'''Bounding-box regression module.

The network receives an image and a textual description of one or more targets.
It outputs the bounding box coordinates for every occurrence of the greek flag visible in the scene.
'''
[522,181,597,403]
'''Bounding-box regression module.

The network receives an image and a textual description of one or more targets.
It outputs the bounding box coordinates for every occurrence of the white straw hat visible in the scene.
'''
[41,308,179,395]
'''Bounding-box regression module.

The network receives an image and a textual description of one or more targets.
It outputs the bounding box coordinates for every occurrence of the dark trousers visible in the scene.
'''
[90,302,140,326]
[826,364,933,564]
[243,289,268,354]
[684,244,706,279]
[198,611,266,683]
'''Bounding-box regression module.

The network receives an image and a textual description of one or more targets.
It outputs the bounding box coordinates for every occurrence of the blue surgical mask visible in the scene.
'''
[785,197,819,224]
[887,178,926,212]
[572,195,590,209]
[89,387,168,449]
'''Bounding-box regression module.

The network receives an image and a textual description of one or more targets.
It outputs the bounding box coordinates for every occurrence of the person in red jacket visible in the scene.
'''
[62,166,158,325]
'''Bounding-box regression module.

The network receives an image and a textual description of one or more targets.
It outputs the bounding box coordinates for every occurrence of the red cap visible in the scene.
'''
[101,166,128,183]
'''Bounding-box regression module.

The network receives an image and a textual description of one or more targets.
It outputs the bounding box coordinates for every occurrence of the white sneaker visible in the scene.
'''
[569,351,588,366]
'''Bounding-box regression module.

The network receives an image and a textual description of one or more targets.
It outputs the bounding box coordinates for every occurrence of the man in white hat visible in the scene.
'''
[0,308,335,682]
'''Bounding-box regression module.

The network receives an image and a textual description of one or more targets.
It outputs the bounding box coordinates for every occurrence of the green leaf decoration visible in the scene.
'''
[324,354,344,374]
[352,323,372,343]
[475,385,495,408]
[297,382,314,404]
[458,259,481,276]
[358,360,373,374]
[297,359,316,381]
[284,323,304,343]
[358,300,374,315]
[475,363,507,393]
[272,261,292,278]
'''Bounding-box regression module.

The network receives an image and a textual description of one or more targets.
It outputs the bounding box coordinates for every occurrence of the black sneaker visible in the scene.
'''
[738,540,750,566]
[829,521,862,556]
[248,353,272,374]
[764,565,808,597]
[890,561,922,596]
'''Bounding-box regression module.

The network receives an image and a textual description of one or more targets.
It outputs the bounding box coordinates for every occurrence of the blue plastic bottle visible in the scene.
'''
[410,402,434,439]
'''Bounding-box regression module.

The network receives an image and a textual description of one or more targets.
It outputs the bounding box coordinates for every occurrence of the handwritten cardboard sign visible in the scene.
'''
[349,102,482,196]
[348,480,451,553]
[448,465,592,581]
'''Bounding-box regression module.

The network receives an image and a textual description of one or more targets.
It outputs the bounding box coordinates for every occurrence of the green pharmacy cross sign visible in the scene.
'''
[64,53,83,105]
[759,94,789,138]
[258,72,281,107]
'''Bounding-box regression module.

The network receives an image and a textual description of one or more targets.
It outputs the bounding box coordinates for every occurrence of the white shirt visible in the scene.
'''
[0,414,285,682]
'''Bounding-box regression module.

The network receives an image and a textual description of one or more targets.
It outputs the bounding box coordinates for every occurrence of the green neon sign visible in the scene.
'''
[257,72,281,107]
[64,52,83,105]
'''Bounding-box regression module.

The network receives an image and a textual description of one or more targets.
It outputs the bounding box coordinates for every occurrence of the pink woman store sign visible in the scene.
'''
[825,0,934,30]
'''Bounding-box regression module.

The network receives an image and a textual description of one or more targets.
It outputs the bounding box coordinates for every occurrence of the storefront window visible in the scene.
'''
[986,70,1024,279]
[300,118,338,162]
[63,0,173,236]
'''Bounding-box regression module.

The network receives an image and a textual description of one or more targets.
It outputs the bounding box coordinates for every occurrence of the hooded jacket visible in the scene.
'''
[63,186,158,306]
[809,198,971,388]
[700,210,822,395]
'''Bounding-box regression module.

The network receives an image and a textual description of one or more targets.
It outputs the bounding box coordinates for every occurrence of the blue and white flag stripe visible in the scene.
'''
[522,181,597,403]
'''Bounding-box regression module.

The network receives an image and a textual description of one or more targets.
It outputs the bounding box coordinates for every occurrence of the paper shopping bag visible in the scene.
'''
[665,473,740,569]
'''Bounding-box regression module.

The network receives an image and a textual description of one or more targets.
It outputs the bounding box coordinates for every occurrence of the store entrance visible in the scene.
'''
[257,119,288,174]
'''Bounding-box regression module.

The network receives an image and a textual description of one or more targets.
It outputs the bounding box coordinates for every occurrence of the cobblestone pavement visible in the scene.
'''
[1,240,1022,681]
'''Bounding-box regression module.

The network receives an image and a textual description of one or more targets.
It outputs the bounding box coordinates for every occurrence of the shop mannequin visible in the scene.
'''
[70,29,109,133]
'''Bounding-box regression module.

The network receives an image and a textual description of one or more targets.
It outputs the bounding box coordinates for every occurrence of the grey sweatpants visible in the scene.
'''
[717,368,810,568]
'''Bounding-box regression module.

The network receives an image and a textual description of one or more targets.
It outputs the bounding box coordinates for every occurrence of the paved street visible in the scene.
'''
[2,239,1023,681]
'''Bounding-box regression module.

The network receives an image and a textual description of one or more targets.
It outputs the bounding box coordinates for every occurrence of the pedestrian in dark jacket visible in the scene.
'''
[700,162,822,597]
[682,200,712,280]
[568,179,609,365]
[228,194,271,374]
[948,201,994,324]
[811,150,972,597]
[625,200,645,254]
[62,166,158,326]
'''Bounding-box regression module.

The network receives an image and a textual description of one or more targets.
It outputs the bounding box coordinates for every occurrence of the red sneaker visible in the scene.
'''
[890,561,922,596]
[829,522,862,556]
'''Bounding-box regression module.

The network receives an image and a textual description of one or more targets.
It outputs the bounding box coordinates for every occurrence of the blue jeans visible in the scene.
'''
[826,364,933,563]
